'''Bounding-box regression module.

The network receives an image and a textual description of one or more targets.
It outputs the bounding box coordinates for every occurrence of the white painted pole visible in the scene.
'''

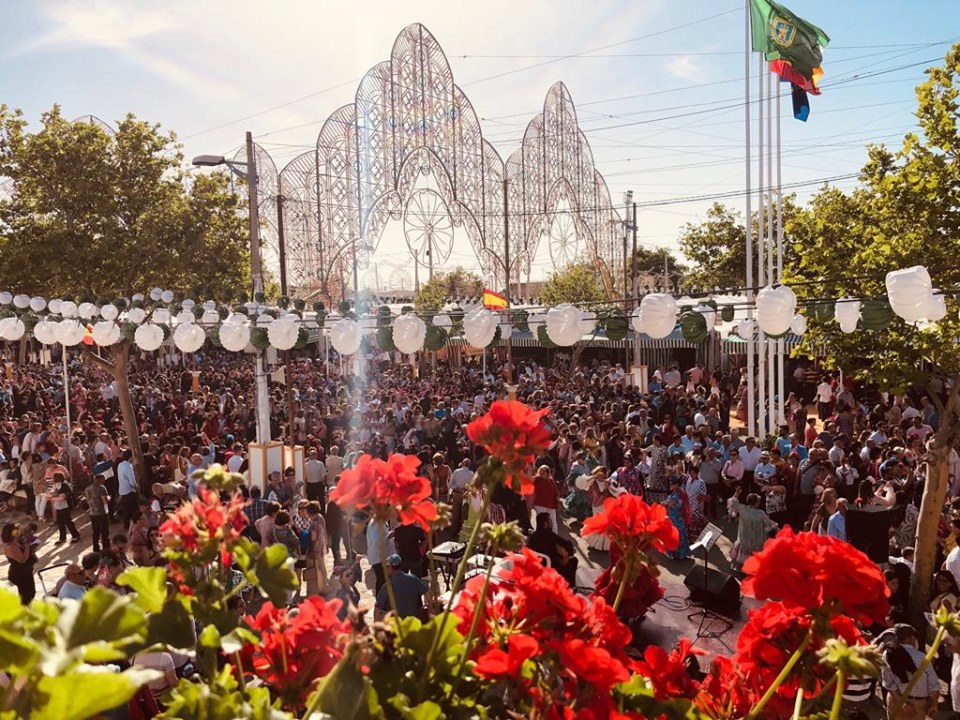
[766,68,777,436]
[776,76,786,425]
[756,52,766,439]
[744,0,756,439]
[62,349,72,482]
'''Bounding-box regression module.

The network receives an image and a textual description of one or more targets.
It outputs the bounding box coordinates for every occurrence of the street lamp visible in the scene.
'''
[191,132,264,298]
[192,131,269,444]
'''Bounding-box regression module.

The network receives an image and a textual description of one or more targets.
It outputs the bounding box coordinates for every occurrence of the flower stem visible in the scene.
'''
[791,684,804,720]
[378,520,405,643]
[746,627,813,720]
[828,670,844,720]
[456,553,497,678]
[420,477,494,683]
[612,554,635,613]
[890,625,944,719]
[233,651,246,690]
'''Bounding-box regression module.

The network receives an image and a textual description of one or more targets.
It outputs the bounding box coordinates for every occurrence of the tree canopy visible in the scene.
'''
[630,247,686,293]
[413,266,483,312]
[539,261,610,306]
[0,105,249,299]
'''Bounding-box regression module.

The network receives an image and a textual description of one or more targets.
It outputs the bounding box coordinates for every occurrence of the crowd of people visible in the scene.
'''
[2,346,960,715]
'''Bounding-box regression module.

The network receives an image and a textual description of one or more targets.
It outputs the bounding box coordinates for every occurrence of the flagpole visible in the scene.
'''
[766,67,777,436]
[756,51,767,440]
[776,76,786,424]
[744,0,756,439]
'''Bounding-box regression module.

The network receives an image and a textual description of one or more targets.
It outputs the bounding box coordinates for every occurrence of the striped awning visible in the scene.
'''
[723,332,805,348]
[633,325,697,349]
[446,332,629,349]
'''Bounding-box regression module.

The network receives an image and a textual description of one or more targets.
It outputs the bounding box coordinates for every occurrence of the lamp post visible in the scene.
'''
[193,131,270,443]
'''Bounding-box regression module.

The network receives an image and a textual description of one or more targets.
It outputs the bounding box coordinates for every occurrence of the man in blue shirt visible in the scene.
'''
[374,554,430,621]
[116,449,138,528]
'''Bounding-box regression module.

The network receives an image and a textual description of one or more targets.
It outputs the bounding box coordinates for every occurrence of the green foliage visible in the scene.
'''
[159,667,288,720]
[784,44,960,389]
[539,262,610,306]
[414,267,483,312]
[0,105,249,297]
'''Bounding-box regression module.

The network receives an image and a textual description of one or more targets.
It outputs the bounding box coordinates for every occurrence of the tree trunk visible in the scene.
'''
[910,376,960,631]
[83,341,147,487]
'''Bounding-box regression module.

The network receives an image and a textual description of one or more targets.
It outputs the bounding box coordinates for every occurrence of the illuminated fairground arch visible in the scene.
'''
[238,23,623,300]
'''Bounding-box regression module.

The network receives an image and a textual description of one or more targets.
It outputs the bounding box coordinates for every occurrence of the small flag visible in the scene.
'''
[790,83,810,122]
[750,0,829,95]
[482,288,508,310]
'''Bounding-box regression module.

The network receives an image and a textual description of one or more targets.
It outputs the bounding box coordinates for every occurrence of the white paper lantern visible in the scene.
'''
[55,319,85,346]
[695,304,717,332]
[92,321,121,346]
[46,298,61,315]
[33,320,57,345]
[131,293,144,303]
[393,314,427,354]
[923,291,947,322]
[60,301,78,318]
[151,308,171,325]
[886,266,933,323]
[755,285,797,336]
[78,302,97,320]
[737,318,754,338]
[329,318,361,355]
[0,317,25,341]
[631,307,645,334]
[790,314,807,336]
[255,314,274,327]
[174,323,206,353]
[244,302,258,315]
[161,290,174,304]
[267,318,299,350]
[200,310,220,326]
[181,299,196,312]
[433,313,452,330]
[202,300,217,312]
[29,297,46,313]
[463,308,497,348]
[0,292,12,306]
[13,294,30,310]
[176,311,196,325]
[100,303,119,321]
[545,304,583,346]
[219,321,251,352]
[149,288,163,302]
[578,310,597,336]
[126,307,147,325]
[640,293,677,339]
[835,298,861,334]
[135,323,165,352]
[498,322,513,341]
[359,314,379,335]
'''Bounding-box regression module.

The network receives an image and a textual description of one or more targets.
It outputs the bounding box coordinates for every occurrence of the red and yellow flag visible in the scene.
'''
[482,288,508,310]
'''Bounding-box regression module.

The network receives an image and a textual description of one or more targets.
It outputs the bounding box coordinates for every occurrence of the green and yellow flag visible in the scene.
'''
[749,0,830,94]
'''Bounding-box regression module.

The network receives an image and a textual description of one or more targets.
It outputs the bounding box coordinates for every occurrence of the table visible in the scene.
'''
[429,540,465,588]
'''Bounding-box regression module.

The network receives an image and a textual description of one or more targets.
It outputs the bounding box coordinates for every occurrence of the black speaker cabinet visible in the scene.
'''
[684,565,742,611]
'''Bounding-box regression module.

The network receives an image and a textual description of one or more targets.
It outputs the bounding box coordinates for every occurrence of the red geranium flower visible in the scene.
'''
[633,638,703,700]
[242,596,350,709]
[330,452,437,530]
[582,493,679,555]
[695,655,752,720]
[593,543,664,620]
[454,549,635,715]
[159,487,247,566]
[741,527,889,625]
[466,400,551,493]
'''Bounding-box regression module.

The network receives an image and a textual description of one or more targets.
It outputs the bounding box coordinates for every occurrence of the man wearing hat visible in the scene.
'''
[374,554,430,621]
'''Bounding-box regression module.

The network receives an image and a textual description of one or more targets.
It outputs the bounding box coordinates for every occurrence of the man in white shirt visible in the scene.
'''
[739,437,762,492]
[906,417,934,444]
[816,378,833,421]
[326,446,344,485]
[226,443,245,474]
[304,449,327,503]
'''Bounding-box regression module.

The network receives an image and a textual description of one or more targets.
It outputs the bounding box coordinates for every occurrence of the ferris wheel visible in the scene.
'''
[547,210,580,268]
[387,267,412,292]
[404,189,454,271]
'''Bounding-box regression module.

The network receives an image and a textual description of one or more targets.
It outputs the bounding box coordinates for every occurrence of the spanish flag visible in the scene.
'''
[482,288,508,310]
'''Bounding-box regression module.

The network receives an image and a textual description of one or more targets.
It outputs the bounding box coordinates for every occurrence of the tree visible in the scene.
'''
[629,247,686,293]
[785,43,960,623]
[414,266,483,312]
[677,196,801,292]
[0,105,250,484]
[539,261,610,306]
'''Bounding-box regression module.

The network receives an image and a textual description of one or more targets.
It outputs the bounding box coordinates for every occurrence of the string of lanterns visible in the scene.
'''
[0,266,953,356]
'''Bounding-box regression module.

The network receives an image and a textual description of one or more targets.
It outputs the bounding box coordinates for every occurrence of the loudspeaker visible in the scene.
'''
[684,565,742,611]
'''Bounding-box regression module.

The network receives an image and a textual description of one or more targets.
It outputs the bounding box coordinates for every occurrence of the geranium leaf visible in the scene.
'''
[307,656,384,720]
[117,567,168,614]
[52,588,146,671]
[33,667,160,720]
[145,600,197,651]
[251,544,299,605]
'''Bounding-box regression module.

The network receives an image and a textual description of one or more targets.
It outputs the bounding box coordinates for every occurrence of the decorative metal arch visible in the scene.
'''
[236,24,622,300]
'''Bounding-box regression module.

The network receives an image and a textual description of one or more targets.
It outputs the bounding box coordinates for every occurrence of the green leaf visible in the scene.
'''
[199,624,222,649]
[53,587,147,670]
[306,656,384,720]
[117,566,168,614]
[145,600,197,651]
[250,543,299,605]
[221,626,259,655]
[34,667,160,720]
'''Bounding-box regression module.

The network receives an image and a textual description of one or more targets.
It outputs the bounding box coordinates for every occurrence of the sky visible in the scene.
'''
[2,0,958,291]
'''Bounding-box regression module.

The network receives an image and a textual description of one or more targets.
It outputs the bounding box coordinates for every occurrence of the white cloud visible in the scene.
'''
[664,54,703,81]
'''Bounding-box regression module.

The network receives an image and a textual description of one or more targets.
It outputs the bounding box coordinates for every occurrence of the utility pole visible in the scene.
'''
[631,201,638,304]
[276,191,288,298]
[275,188,296,449]
[245,132,271,444]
